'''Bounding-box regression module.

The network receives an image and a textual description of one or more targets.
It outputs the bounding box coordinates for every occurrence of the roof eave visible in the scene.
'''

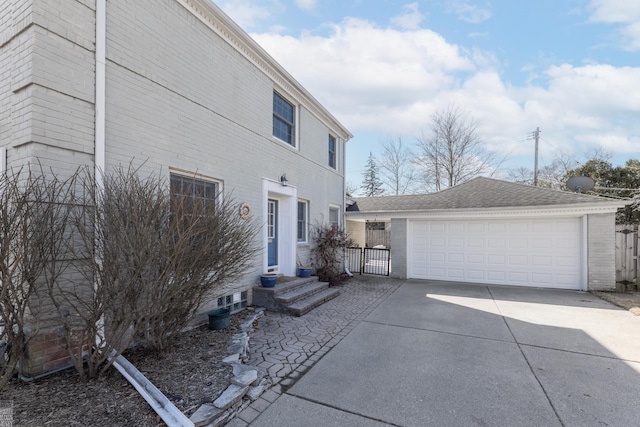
[345,202,627,221]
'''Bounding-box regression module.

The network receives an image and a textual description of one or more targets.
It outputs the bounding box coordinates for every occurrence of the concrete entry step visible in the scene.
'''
[253,276,339,315]
[287,287,340,316]
[275,281,331,304]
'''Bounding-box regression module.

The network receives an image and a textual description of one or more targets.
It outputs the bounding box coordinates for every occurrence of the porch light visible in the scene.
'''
[280,174,288,186]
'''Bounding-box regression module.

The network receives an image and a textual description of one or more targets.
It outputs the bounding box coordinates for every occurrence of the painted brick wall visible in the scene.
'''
[1,0,34,158]
[390,219,407,279]
[1,0,96,172]
[588,213,616,291]
[4,0,349,376]
[103,0,346,291]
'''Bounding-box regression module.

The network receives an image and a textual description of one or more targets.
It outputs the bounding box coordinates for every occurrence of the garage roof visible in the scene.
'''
[347,177,628,213]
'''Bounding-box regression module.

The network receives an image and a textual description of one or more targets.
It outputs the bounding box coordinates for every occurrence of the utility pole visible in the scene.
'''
[533,127,540,187]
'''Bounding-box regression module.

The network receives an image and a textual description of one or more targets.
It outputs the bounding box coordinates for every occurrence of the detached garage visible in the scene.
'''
[346,177,628,291]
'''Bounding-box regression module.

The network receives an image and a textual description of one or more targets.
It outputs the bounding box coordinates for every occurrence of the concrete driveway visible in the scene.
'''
[249,280,640,426]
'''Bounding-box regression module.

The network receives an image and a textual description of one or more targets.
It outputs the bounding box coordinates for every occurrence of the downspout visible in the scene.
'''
[94,0,107,363]
[342,136,353,277]
[581,215,588,292]
[342,135,350,223]
[95,0,106,184]
[94,3,192,426]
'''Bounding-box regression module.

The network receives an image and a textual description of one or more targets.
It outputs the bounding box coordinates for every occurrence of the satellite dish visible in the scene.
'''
[566,176,595,193]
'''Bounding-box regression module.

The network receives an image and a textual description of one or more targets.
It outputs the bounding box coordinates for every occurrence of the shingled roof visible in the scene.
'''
[347,177,627,213]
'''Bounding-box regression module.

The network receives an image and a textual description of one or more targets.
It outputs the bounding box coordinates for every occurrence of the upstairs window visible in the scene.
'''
[328,135,336,169]
[273,91,295,146]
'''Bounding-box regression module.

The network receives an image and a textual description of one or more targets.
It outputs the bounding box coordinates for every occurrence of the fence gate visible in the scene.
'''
[616,224,638,288]
[346,247,391,276]
[346,247,362,275]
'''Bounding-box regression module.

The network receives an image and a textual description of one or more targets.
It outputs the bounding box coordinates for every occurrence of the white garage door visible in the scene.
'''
[408,218,583,289]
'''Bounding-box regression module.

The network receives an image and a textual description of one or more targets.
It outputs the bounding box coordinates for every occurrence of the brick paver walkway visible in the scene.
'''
[227,275,404,426]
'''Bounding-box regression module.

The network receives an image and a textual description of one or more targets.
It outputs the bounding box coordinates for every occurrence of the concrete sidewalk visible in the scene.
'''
[232,279,640,426]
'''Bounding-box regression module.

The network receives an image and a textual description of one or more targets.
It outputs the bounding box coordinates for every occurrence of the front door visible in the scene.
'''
[267,199,278,267]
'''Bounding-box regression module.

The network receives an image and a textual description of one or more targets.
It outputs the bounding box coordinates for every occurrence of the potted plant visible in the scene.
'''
[260,273,278,287]
[297,266,313,278]
[208,307,231,330]
[296,254,313,278]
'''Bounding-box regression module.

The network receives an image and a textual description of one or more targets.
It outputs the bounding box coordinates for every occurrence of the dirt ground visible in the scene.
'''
[0,310,255,426]
[592,289,640,316]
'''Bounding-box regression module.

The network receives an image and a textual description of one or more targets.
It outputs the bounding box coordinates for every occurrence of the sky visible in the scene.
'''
[217,0,640,193]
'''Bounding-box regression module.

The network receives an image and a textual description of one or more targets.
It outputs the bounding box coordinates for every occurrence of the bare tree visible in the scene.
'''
[538,161,572,189]
[534,152,576,190]
[345,181,358,198]
[377,136,417,195]
[416,104,497,191]
[507,158,575,190]
[506,166,534,185]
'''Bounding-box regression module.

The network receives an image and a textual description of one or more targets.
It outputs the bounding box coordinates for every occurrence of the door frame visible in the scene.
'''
[262,178,297,276]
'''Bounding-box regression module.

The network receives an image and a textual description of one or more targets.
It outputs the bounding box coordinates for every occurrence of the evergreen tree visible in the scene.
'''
[360,152,385,196]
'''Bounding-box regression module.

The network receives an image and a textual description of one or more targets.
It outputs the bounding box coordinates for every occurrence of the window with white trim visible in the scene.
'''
[328,135,336,169]
[273,91,295,146]
[297,200,308,243]
[170,174,219,208]
[329,206,340,229]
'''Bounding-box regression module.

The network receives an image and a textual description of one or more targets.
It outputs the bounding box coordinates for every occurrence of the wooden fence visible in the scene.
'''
[616,224,638,289]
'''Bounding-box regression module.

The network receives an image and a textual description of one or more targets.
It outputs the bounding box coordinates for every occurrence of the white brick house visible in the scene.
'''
[1,0,351,375]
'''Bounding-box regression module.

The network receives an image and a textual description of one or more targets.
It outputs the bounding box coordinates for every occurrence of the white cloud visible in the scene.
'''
[390,2,425,30]
[218,1,274,30]
[543,64,640,112]
[588,0,640,50]
[588,0,640,23]
[248,11,640,178]
[295,0,316,12]
[445,1,493,24]
[252,17,474,133]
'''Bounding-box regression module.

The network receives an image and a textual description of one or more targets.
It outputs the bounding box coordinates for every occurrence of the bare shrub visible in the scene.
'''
[49,165,260,378]
[0,168,75,389]
[45,167,127,379]
[137,172,260,351]
[311,223,354,286]
[0,163,259,381]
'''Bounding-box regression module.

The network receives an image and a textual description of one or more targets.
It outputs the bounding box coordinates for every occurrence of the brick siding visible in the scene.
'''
[588,213,617,291]
[1,0,349,375]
